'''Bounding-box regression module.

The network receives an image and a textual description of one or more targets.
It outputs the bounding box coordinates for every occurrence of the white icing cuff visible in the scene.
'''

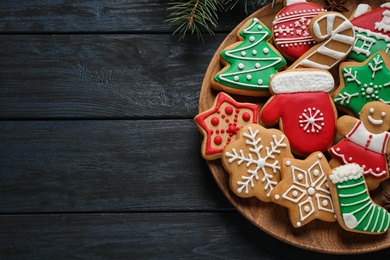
[270,70,334,93]
[329,164,363,184]
[381,3,390,9]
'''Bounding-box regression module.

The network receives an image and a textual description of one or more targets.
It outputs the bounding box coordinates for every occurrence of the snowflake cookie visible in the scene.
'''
[270,152,336,228]
[221,124,293,202]
[195,92,259,160]
[333,50,390,117]
[260,69,337,156]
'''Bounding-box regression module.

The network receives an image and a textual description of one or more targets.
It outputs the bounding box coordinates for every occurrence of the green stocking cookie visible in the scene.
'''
[328,164,390,234]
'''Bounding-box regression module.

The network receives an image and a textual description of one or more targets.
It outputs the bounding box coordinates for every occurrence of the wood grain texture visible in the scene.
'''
[0,34,226,119]
[0,0,252,33]
[0,119,233,213]
[0,212,389,259]
[199,0,390,254]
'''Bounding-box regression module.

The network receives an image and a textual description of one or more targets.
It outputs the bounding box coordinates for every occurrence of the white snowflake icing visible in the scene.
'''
[282,157,334,224]
[299,107,324,134]
[224,126,287,197]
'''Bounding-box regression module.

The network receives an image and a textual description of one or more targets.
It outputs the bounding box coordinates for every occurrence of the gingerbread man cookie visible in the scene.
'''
[222,124,293,202]
[270,152,336,228]
[194,92,259,160]
[260,69,337,157]
[329,101,390,190]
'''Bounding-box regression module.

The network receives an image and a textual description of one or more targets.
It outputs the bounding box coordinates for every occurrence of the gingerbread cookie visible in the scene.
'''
[329,101,390,191]
[222,124,293,202]
[327,164,390,234]
[289,11,355,70]
[334,51,390,117]
[211,18,286,97]
[273,0,326,61]
[194,92,259,160]
[270,152,336,228]
[260,69,337,157]
[348,3,390,62]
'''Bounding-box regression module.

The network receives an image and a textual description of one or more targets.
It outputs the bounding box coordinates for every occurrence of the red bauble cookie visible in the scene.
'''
[273,0,326,61]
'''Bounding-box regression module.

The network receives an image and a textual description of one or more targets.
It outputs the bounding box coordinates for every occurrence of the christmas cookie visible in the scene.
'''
[327,163,390,234]
[289,11,355,70]
[270,152,336,228]
[211,18,286,97]
[334,51,390,117]
[328,101,390,191]
[194,92,259,160]
[348,3,390,62]
[260,69,337,157]
[222,124,293,202]
[272,0,326,61]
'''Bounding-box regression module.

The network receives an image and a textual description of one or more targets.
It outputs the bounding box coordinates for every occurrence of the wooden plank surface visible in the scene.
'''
[1,0,390,258]
[0,34,223,119]
[0,0,250,33]
[0,212,388,259]
[0,119,232,213]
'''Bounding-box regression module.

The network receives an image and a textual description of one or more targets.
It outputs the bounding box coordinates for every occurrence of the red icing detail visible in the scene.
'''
[225,106,234,115]
[242,112,251,121]
[351,7,390,38]
[227,124,238,135]
[194,92,259,157]
[273,2,325,60]
[211,117,219,126]
[260,92,336,156]
[214,136,222,145]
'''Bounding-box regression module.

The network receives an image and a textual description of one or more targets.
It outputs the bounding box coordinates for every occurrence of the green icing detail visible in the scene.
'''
[336,177,390,233]
[348,30,390,62]
[334,52,390,117]
[214,18,286,92]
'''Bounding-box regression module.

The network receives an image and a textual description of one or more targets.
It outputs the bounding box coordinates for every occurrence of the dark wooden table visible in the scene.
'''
[1,1,389,258]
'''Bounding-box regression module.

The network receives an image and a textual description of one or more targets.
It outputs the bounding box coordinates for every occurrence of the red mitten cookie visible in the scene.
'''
[260,69,337,157]
[195,92,259,160]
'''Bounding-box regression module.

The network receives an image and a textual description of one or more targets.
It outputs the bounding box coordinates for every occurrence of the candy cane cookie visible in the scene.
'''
[289,12,355,70]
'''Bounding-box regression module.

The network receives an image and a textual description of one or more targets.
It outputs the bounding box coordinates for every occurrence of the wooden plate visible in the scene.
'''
[198,0,390,254]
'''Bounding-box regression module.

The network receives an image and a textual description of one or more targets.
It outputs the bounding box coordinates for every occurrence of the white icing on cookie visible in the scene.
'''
[329,164,363,184]
[270,70,334,93]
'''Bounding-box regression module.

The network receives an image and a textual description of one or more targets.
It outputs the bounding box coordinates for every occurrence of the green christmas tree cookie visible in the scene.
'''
[211,18,286,97]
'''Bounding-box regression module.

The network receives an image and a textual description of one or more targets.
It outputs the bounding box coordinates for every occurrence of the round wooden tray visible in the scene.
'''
[198,0,390,254]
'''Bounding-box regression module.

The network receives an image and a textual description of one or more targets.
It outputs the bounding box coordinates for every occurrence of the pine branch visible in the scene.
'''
[167,0,274,40]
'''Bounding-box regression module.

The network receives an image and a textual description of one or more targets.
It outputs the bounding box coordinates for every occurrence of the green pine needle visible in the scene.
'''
[167,0,274,40]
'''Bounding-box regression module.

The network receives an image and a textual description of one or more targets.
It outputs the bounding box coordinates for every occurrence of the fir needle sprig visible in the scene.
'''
[167,0,274,40]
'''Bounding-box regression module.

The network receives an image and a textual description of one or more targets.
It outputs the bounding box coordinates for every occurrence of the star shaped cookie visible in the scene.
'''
[333,50,390,117]
[270,152,336,228]
[194,93,259,160]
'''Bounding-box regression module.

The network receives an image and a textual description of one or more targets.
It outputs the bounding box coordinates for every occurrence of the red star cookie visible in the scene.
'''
[270,152,336,228]
[194,92,259,160]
